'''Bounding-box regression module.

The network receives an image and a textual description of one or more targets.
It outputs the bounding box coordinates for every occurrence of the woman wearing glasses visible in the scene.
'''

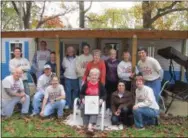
[40,76,66,119]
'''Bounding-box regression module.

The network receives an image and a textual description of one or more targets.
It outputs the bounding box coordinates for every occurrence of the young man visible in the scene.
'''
[101,46,110,61]
[117,51,132,91]
[9,47,31,95]
[133,74,159,130]
[32,41,51,79]
[62,46,79,109]
[1,68,30,117]
[46,51,56,73]
[76,43,93,89]
[31,65,55,116]
[40,76,66,119]
[137,48,163,101]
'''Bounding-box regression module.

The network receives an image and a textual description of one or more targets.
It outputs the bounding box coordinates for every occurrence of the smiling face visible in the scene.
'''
[110,49,117,60]
[138,50,147,61]
[13,68,23,80]
[123,52,130,62]
[89,68,100,83]
[50,53,56,62]
[117,82,125,93]
[67,46,75,56]
[44,68,51,76]
[83,45,90,55]
[14,48,21,58]
[40,41,47,50]
[136,76,144,89]
[93,51,101,63]
[51,77,59,88]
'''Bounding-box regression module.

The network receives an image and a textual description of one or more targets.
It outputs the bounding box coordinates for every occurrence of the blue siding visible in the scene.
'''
[1,41,10,79]
[24,41,29,59]
[164,71,187,83]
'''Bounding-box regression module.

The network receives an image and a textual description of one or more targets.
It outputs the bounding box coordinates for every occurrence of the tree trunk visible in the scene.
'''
[142,1,152,28]
[79,1,85,28]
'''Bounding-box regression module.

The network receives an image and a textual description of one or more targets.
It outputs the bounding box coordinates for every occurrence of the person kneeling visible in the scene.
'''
[111,81,134,128]
[1,68,30,118]
[40,76,66,119]
[80,68,106,133]
[133,74,160,130]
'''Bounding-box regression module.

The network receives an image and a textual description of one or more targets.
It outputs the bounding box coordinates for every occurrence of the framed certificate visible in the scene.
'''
[84,96,99,115]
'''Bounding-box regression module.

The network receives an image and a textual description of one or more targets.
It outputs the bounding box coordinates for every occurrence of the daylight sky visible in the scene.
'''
[44,2,139,28]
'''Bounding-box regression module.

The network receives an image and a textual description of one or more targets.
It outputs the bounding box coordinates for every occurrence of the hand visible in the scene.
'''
[115,111,120,116]
[133,105,138,110]
[20,96,26,103]
[99,99,103,105]
[20,92,26,97]
[81,81,85,86]
[40,111,44,117]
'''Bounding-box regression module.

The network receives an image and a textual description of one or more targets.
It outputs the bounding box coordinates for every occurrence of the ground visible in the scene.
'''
[1,110,188,137]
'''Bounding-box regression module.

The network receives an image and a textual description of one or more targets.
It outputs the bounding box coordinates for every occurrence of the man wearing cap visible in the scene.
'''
[31,64,56,116]
[133,74,159,130]
[137,48,163,102]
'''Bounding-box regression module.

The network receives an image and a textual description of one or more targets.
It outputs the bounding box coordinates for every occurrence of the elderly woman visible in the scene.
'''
[82,49,106,85]
[40,76,66,119]
[111,81,134,127]
[80,68,106,133]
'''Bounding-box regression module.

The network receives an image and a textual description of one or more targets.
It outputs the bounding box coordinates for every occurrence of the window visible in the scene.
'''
[10,42,24,59]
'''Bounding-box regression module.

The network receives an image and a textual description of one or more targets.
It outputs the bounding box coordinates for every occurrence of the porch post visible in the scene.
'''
[55,36,60,78]
[181,39,186,81]
[131,35,138,72]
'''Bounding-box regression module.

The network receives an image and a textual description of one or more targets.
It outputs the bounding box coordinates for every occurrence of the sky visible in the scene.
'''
[44,2,139,28]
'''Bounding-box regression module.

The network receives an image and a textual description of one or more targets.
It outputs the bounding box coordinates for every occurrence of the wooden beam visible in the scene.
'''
[55,36,60,78]
[2,30,188,39]
[132,35,138,72]
[181,39,186,81]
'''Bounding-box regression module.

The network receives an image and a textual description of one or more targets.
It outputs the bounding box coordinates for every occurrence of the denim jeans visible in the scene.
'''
[43,99,66,117]
[145,79,161,102]
[64,78,79,108]
[78,78,83,91]
[133,107,159,128]
[32,91,44,114]
[23,80,30,96]
[1,95,30,117]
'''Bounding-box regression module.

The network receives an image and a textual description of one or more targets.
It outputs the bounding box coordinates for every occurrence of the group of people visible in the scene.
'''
[1,40,163,132]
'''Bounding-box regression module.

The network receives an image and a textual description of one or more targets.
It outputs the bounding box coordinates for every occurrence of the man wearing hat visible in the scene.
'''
[31,64,55,116]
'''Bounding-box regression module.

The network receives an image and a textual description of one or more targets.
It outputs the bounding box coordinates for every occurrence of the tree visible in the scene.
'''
[142,1,188,28]
[79,1,92,28]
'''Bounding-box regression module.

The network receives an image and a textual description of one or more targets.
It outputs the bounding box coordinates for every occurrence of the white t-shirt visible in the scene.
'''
[37,73,55,93]
[137,57,162,81]
[117,61,132,81]
[44,84,65,101]
[135,85,159,110]
[9,58,31,80]
[2,75,24,100]
[36,50,50,71]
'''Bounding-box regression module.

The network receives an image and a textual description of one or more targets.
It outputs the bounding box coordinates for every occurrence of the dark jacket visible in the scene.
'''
[80,82,106,101]
[111,91,135,114]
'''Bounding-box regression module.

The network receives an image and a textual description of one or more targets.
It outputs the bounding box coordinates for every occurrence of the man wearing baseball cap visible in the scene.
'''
[31,64,56,116]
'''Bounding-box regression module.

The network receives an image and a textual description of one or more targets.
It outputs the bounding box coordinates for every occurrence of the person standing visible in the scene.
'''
[76,43,93,89]
[32,41,50,79]
[62,46,79,109]
[9,47,31,95]
[117,51,132,91]
[31,65,55,116]
[83,49,106,85]
[133,74,159,130]
[46,51,56,73]
[1,68,30,117]
[101,46,110,61]
[105,49,120,114]
[137,48,163,101]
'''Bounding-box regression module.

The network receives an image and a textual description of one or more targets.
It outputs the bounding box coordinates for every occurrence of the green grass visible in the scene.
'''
[2,112,188,137]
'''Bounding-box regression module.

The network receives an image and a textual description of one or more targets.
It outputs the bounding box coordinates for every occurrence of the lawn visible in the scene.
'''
[1,110,188,137]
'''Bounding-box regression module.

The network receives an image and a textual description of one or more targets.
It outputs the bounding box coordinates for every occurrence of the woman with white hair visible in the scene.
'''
[80,68,106,133]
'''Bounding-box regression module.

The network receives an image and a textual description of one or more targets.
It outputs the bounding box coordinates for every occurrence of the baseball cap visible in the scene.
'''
[44,64,51,70]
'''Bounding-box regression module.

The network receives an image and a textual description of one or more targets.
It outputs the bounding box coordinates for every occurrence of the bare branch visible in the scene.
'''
[84,1,92,14]
[152,8,188,24]
[2,17,13,29]
[36,7,77,28]
[157,1,180,15]
[85,15,105,23]
[39,1,46,23]
[11,1,20,15]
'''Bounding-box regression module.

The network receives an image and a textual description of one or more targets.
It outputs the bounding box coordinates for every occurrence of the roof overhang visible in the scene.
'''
[1,29,188,39]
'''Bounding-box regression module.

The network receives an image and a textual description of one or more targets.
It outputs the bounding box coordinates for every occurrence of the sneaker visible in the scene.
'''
[64,105,69,109]
[136,127,145,130]
[118,124,124,130]
[30,112,37,117]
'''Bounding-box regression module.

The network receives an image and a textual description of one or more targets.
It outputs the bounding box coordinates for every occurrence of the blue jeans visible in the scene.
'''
[78,78,83,91]
[43,100,66,117]
[133,107,159,128]
[64,78,79,108]
[145,79,161,102]
[23,80,30,96]
[32,91,44,114]
[2,95,30,117]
